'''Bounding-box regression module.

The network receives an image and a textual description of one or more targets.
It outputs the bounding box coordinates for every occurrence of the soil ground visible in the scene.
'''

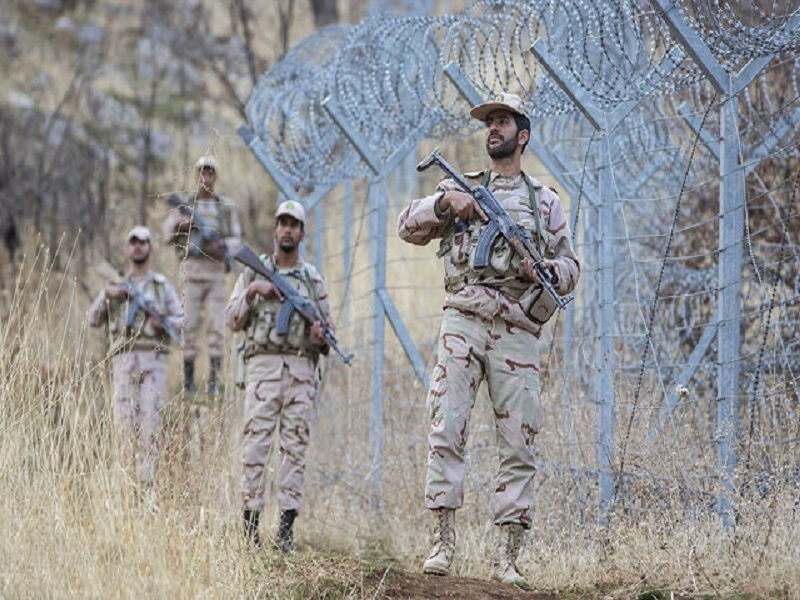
[367,568,560,599]
[365,569,699,600]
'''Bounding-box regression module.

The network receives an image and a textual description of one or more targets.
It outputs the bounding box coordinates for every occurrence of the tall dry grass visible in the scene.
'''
[0,246,380,598]
[2,245,800,599]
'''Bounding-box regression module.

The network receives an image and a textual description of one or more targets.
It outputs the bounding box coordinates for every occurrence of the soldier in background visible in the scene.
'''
[88,226,183,493]
[225,200,334,553]
[163,155,242,397]
[397,93,580,587]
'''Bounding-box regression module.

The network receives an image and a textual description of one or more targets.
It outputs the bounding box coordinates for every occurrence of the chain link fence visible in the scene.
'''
[243,0,800,527]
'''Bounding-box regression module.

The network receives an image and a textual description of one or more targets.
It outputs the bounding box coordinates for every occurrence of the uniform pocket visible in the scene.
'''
[250,358,283,383]
[252,311,272,346]
[287,358,316,384]
[519,284,559,325]
[450,229,471,265]
[426,363,447,421]
[285,311,307,349]
[525,383,544,436]
[486,237,513,273]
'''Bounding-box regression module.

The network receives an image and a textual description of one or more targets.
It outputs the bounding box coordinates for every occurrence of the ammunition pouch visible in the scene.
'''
[440,218,542,297]
[519,283,560,325]
[244,264,318,360]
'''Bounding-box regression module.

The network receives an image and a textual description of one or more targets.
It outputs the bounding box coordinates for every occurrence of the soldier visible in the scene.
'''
[397,93,580,587]
[163,155,242,396]
[225,200,334,552]
[88,226,183,491]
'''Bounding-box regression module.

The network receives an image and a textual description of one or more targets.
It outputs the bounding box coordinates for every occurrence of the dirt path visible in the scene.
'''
[368,568,560,599]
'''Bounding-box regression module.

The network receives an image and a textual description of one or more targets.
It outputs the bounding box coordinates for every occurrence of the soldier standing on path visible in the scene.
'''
[397,93,580,587]
[88,226,183,494]
[163,155,242,397]
[225,200,334,552]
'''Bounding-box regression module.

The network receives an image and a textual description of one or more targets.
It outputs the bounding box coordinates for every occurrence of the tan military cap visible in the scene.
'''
[470,92,530,121]
[195,155,219,173]
[275,200,305,224]
[127,225,152,242]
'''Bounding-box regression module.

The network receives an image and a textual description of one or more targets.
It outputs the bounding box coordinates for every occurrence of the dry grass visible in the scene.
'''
[2,247,799,599]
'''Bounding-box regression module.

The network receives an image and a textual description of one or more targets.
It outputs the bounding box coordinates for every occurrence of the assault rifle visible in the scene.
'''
[416,147,572,312]
[167,193,239,274]
[233,244,354,366]
[95,260,182,345]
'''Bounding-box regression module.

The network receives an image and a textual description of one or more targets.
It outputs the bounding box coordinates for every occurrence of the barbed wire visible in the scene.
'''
[676,0,800,65]
[242,0,800,518]
[245,0,799,194]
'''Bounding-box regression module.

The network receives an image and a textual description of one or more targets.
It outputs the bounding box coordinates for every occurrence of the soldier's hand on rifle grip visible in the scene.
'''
[309,321,325,348]
[105,285,130,301]
[246,280,284,303]
[523,257,558,286]
[174,214,193,232]
[147,314,164,334]
[439,190,488,222]
[209,239,227,258]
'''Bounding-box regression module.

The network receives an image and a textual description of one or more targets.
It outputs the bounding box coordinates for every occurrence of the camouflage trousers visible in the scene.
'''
[181,266,227,360]
[425,308,543,528]
[111,350,167,486]
[241,353,317,512]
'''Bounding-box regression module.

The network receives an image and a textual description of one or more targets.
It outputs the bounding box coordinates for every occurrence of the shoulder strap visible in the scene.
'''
[300,262,323,315]
[143,273,166,309]
[523,174,544,255]
[484,168,545,254]
[213,195,231,235]
[153,275,165,309]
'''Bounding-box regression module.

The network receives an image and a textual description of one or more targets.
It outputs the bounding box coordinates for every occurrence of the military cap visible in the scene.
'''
[275,200,305,224]
[470,92,530,121]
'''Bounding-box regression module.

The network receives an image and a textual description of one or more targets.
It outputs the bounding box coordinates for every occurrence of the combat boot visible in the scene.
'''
[491,523,529,588]
[276,509,297,553]
[183,360,197,395]
[422,508,455,576]
[208,356,221,397]
[243,509,261,547]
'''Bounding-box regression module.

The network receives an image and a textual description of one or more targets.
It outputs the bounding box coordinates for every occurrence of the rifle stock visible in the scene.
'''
[233,244,354,366]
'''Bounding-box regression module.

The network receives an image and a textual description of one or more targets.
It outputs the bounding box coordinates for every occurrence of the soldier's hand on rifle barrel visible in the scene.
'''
[246,280,284,303]
[438,189,488,222]
[105,285,130,301]
[523,257,558,286]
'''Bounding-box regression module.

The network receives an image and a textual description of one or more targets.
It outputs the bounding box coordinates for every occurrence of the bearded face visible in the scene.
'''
[128,239,151,264]
[484,110,525,159]
[274,215,304,254]
[486,131,519,159]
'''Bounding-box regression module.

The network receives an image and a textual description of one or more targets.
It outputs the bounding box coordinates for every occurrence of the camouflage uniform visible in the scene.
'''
[225,254,333,514]
[163,195,242,362]
[88,271,183,486]
[397,169,580,528]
